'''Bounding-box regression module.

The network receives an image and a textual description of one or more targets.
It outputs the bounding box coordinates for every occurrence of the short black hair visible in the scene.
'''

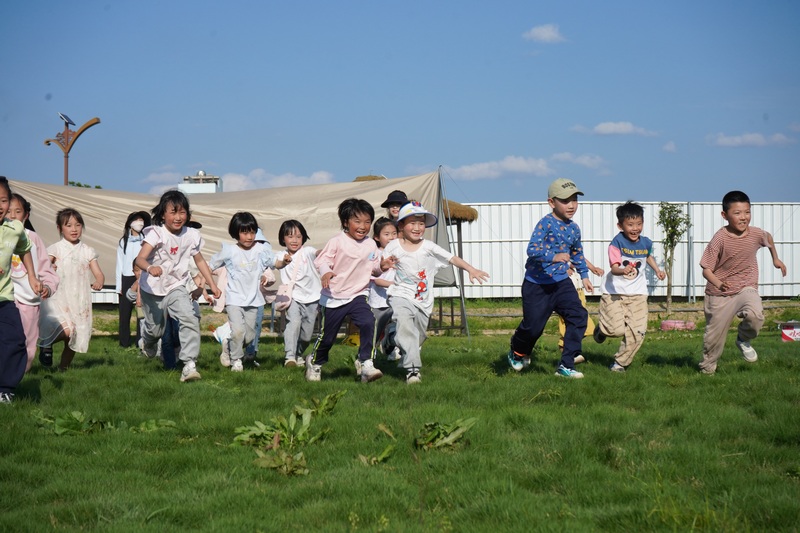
[228,211,259,239]
[722,190,750,212]
[616,201,644,223]
[337,198,374,229]
[278,219,309,247]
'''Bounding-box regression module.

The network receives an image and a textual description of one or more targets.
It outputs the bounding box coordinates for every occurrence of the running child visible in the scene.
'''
[698,190,787,374]
[115,211,151,348]
[135,190,221,382]
[305,198,395,383]
[594,201,666,372]
[209,212,285,372]
[369,217,400,361]
[385,202,489,383]
[38,208,104,371]
[508,178,592,379]
[7,193,59,372]
[0,177,43,403]
[277,219,322,368]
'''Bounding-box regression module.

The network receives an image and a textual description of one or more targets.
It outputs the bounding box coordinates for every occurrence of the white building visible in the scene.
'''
[179,170,222,194]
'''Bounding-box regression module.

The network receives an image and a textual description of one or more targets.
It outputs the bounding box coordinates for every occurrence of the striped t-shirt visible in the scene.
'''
[700,226,769,296]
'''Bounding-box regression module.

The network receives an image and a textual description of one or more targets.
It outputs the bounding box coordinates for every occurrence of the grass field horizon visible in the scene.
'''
[1,305,799,531]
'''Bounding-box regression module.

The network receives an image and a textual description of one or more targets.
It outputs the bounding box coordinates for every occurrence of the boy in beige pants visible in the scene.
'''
[698,191,786,374]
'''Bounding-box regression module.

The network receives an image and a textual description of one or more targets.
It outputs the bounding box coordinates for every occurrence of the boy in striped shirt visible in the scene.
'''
[698,190,786,374]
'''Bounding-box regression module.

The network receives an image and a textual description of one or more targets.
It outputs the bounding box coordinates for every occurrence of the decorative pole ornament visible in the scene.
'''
[44,113,101,186]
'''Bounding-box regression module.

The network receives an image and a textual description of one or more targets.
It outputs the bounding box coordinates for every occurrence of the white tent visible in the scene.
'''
[9,170,457,288]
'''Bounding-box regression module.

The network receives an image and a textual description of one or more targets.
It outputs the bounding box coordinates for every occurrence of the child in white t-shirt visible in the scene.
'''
[135,190,221,383]
[369,217,399,361]
[384,202,489,384]
[277,219,322,368]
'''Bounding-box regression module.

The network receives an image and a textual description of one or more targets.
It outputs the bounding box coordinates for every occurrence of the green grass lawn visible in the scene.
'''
[1,324,799,532]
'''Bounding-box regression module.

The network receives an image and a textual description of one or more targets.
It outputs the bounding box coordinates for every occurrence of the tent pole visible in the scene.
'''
[438,166,470,338]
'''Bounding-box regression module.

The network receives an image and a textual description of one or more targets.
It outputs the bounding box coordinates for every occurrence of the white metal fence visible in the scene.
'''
[434,201,799,300]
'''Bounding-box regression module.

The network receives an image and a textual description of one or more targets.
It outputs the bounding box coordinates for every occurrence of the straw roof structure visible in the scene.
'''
[354,175,478,224]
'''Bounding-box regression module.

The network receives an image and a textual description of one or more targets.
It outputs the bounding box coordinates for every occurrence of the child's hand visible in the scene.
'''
[29,275,42,295]
[717,280,729,292]
[210,285,222,299]
[582,277,594,294]
[774,259,787,277]
[656,269,666,281]
[189,286,205,301]
[283,253,292,264]
[261,275,276,288]
[380,255,398,271]
[40,284,51,299]
[590,265,605,276]
[147,265,163,277]
[202,292,215,305]
[553,253,571,264]
[468,269,490,285]
[91,279,103,291]
[321,272,335,289]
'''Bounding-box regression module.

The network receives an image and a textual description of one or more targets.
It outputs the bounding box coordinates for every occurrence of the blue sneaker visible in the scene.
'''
[555,364,584,379]
[507,349,527,372]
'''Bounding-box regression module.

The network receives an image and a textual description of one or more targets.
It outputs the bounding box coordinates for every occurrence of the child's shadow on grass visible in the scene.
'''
[644,354,697,368]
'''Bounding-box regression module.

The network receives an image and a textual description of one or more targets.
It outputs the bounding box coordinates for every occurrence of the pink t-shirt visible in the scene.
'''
[700,226,769,296]
[314,231,381,307]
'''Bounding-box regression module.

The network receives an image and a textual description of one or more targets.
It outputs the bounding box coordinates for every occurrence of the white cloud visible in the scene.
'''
[221,169,335,191]
[707,132,795,147]
[573,121,658,137]
[787,122,800,133]
[447,156,552,181]
[662,141,677,152]
[551,152,607,169]
[523,24,566,43]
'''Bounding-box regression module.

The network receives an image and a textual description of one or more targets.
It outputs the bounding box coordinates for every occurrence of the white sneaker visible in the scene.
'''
[736,337,758,362]
[231,360,243,372]
[360,359,383,383]
[219,343,231,367]
[354,358,362,375]
[180,362,202,382]
[573,354,586,364]
[295,355,306,368]
[305,355,321,382]
[284,357,297,368]
[138,338,158,359]
[387,346,401,361]
[406,369,421,384]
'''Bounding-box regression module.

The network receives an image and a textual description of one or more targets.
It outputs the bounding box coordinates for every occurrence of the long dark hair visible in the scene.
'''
[120,211,152,252]
[151,190,192,226]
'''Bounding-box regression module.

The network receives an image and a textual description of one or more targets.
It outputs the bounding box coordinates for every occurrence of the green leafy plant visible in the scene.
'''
[32,409,175,436]
[657,202,692,315]
[254,435,309,476]
[414,417,477,451]
[297,389,348,417]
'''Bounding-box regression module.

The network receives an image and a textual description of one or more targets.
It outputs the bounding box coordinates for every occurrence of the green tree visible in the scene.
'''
[657,202,692,315]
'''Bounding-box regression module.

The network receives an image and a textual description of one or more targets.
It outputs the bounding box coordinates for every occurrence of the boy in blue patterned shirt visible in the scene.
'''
[508,178,592,378]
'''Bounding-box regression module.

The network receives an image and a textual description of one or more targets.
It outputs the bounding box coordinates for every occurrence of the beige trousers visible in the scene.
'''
[597,294,649,367]
[699,287,763,373]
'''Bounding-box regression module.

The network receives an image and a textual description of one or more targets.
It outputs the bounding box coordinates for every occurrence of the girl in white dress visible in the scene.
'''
[39,208,105,371]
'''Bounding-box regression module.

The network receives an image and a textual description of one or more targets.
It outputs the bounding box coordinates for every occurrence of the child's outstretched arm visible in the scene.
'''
[20,251,43,295]
[646,256,666,281]
[450,256,489,285]
[193,252,221,298]
[89,258,105,290]
[766,232,787,276]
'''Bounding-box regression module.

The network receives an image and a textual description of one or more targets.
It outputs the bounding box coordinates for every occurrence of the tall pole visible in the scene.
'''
[45,116,101,186]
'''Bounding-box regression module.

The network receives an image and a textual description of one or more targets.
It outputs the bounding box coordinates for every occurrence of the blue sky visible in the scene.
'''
[2,1,798,203]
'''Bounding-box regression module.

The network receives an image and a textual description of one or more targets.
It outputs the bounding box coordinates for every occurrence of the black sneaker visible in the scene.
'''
[39,346,53,368]
[0,392,15,404]
[593,326,606,344]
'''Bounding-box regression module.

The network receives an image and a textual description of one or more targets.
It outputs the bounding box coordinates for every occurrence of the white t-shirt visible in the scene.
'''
[210,242,277,307]
[139,225,204,297]
[279,246,321,304]
[385,239,453,316]
[369,267,395,309]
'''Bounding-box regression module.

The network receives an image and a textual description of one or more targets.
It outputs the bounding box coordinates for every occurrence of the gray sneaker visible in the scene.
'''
[138,338,158,359]
[609,362,626,373]
[295,355,306,367]
[231,360,244,372]
[406,369,422,384]
[360,359,383,383]
[180,362,202,382]
[305,356,321,382]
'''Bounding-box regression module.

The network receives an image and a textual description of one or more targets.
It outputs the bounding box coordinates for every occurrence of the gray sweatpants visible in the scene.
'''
[227,305,258,362]
[140,286,201,364]
[284,300,319,360]
[389,297,428,371]
[700,287,764,373]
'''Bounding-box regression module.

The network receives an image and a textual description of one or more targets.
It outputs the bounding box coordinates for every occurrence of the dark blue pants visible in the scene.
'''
[0,300,27,393]
[159,315,180,370]
[310,296,375,365]
[510,278,587,369]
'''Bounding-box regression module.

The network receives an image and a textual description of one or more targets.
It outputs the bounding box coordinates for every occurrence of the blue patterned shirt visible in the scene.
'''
[524,213,588,285]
